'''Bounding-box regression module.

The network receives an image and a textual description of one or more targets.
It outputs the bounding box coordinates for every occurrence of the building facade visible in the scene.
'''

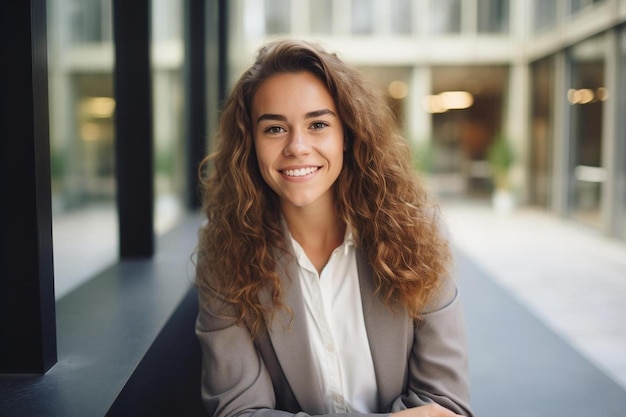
[228,0,626,241]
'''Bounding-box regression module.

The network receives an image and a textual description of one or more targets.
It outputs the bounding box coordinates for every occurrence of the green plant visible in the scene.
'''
[155,146,175,176]
[487,134,514,190]
[50,146,66,179]
[409,140,435,174]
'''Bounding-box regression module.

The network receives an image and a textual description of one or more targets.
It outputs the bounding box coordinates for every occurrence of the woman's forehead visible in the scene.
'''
[251,71,336,117]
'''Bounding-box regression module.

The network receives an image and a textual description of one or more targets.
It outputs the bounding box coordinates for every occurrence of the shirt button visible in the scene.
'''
[326,344,334,352]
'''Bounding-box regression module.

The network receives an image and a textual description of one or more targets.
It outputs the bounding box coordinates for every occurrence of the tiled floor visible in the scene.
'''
[441,199,626,390]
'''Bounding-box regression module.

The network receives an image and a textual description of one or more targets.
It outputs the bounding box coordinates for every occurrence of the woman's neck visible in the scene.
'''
[282,201,346,274]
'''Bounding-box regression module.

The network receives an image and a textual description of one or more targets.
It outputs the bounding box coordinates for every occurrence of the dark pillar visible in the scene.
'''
[0,0,57,373]
[113,0,155,258]
[218,0,229,105]
[184,0,208,210]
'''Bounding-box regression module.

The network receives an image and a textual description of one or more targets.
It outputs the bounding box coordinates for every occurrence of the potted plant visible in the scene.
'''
[487,133,515,212]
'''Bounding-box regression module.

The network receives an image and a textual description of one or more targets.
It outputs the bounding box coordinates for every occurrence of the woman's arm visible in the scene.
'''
[387,277,474,417]
[195,292,276,417]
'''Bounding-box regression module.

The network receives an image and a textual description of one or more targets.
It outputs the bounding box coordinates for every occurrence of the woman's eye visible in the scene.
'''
[264,126,285,134]
[310,121,328,130]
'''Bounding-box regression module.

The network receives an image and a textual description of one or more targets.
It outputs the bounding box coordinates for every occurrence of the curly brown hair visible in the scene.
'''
[196,39,450,334]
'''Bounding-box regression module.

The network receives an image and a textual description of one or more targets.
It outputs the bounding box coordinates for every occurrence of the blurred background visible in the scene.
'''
[45,0,626,415]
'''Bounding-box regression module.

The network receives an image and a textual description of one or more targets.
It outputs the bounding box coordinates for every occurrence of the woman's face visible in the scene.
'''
[252,71,345,213]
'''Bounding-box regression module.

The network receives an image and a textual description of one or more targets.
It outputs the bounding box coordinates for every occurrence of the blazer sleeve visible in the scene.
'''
[387,277,474,417]
[195,290,276,417]
[196,291,387,417]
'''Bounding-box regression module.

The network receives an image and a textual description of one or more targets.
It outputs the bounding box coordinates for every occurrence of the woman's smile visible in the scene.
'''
[281,166,320,178]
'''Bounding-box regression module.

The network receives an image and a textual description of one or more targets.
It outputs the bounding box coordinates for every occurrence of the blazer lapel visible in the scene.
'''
[265,244,327,414]
[356,249,412,411]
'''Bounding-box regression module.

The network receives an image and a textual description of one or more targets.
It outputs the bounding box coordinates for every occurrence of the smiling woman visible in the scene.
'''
[195,39,473,417]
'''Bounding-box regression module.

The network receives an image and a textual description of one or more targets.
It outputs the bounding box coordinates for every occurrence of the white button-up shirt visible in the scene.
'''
[289,230,378,413]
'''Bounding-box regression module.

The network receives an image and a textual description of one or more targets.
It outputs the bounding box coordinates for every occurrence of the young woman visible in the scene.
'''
[196,39,473,417]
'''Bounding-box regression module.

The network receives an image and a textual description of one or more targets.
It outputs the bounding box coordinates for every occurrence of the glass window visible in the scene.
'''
[569,0,606,15]
[568,36,606,229]
[68,0,112,44]
[48,0,117,299]
[429,0,461,35]
[530,57,555,208]
[48,0,185,299]
[311,0,334,35]
[533,0,557,33]
[152,0,185,235]
[351,0,374,35]
[264,0,291,34]
[391,0,413,35]
[429,66,508,198]
[477,0,509,34]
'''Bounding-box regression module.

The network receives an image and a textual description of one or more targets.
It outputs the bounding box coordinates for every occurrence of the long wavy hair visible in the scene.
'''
[196,39,450,334]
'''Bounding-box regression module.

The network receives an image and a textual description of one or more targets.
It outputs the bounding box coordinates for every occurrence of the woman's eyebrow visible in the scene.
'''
[305,109,336,119]
[257,113,286,124]
[256,109,336,125]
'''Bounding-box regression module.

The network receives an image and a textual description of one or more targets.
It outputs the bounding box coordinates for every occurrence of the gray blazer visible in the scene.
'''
[196,243,473,417]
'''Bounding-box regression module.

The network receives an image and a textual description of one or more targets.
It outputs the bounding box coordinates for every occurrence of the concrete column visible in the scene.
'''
[291,0,309,36]
[407,65,432,146]
[506,61,530,204]
[551,51,572,216]
[617,28,626,240]
[334,0,351,35]
[601,29,619,236]
[463,0,478,34]
[374,0,391,35]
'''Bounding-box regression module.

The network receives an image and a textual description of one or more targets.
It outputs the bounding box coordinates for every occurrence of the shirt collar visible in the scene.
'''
[343,228,355,255]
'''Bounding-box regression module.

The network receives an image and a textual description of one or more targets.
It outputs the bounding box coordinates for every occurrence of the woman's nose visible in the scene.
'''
[283,129,311,157]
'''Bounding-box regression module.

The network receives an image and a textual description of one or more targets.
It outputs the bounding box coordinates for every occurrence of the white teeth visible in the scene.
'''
[283,167,319,177]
